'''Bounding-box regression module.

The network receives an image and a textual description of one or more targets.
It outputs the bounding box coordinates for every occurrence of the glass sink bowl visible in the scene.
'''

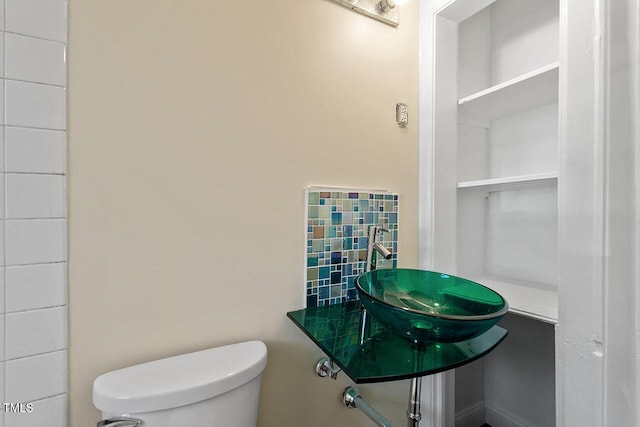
[356,269,508,343]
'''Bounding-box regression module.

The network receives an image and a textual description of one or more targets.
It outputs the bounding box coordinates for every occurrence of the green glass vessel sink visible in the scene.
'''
[356,269,508,343]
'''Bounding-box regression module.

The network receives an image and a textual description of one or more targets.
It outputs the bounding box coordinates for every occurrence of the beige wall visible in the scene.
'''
[68,0,419,426]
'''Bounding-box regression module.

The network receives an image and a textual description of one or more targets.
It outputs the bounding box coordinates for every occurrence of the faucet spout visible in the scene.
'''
[373,242,392,260]
[365,226,392,272]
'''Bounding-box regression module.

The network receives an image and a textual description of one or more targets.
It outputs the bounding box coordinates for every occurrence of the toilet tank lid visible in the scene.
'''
[92,340,267,414]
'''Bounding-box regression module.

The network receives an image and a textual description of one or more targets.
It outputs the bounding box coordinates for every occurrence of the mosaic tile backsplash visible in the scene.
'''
[305,188,399,307]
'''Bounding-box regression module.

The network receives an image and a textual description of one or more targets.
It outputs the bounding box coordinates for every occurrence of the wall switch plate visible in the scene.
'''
[396,103,408,127]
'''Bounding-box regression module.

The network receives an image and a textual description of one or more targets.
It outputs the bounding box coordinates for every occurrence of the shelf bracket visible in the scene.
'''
[315,358,341,380]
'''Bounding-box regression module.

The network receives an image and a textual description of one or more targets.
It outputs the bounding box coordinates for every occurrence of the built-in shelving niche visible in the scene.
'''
[453,0,560,325]
[458,62,559,124]
[433,0,560,425]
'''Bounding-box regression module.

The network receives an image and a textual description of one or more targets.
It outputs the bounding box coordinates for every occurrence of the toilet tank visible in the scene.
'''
[93,340,267,427]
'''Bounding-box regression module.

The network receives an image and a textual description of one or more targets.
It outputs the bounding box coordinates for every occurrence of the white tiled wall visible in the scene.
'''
[2,0,68,426]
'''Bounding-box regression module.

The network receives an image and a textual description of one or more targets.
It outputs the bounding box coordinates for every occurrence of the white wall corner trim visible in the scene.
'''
[454,400,485,427]
[418,1,458,425]
[485,401,537,427]
[558,0,640,425]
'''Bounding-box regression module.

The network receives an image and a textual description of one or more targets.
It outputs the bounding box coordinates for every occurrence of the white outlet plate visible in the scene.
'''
[396,103,408,127]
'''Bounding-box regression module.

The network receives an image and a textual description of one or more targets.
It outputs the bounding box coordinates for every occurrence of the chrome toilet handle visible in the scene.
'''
[97,417,143,427]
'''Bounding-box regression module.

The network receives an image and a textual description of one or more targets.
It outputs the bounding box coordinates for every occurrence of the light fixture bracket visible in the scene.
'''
[330,0,400,27]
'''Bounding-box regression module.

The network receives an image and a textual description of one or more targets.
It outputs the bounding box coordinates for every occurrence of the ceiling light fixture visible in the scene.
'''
[378,0,396,12]
[331,0,403,27]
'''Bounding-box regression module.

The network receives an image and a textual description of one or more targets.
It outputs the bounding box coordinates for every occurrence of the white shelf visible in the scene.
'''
[471,275,558,324]
[457,172,558,190]
[458,62,559,122]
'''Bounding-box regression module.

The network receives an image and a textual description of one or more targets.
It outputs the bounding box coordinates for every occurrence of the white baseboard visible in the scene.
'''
[485,401,537,427]
[455,401,486,427]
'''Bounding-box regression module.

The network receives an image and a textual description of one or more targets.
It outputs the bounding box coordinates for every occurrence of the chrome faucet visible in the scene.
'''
[360,225,394,344]
[365,226,392,272]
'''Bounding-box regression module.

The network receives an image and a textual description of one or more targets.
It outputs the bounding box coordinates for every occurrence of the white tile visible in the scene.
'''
[5,219,66,265]
[0,316,5,361]
[5,351,67,403]
[0,173,4,219]
[0,33,4,78]
[0,80,4,126]
[0,221,5,267]
[5,127,66,174]
[0,268,5,314]
[6,174,66,219]
[5,394,67,427]
[5,81,66,130]
[0,0,5,31]
[0,363,5,427]
[6,264,67,312]
[5,34,66,86]
[6,307,67,359]
[5,0,68,42]
[0,126,5,172]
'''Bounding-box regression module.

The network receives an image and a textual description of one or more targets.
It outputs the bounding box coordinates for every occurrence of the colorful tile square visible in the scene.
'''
[305,188,399,307]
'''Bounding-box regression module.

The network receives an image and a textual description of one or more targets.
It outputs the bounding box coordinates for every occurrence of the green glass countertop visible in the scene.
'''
[287,301,507,384]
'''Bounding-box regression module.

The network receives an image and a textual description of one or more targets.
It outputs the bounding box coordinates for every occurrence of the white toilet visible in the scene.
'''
[93,340,267,427]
